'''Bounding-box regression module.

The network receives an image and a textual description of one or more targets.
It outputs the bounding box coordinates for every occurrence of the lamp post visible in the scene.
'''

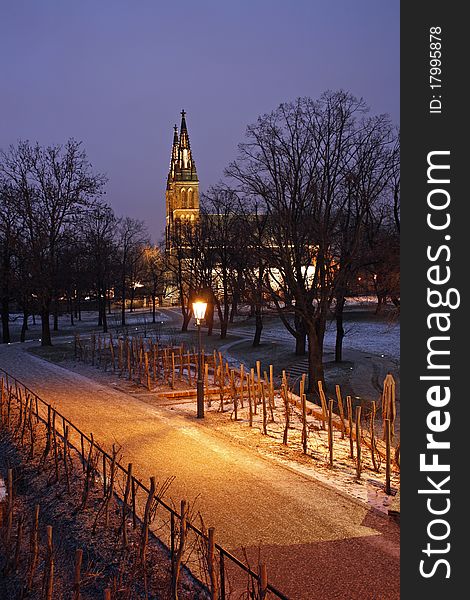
[192,300,207,418]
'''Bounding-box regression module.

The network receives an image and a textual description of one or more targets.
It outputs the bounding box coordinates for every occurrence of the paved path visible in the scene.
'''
[0,344,399,599]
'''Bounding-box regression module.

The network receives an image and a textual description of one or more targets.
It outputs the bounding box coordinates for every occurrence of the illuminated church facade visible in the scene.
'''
[165,110,200,252]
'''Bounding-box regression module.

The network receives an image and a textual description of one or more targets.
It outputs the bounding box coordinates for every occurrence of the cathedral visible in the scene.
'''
[165,110,200,252]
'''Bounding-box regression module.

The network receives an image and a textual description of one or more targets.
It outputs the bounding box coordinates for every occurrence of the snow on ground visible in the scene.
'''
[169,390,400,515]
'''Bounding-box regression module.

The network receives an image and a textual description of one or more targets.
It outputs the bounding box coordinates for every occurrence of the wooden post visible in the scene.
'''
[269,364,274,413]
[328,399,334,467]
[355,406,362,479]
[382,373,396,442]
[140,476,156,563]
[122,463,133,548]
[385,418,392,495]
[247,374,253,427]
[261,381,267,435]
[171,352,175,389]
[239,364,245,408]
[347,396,354,459]
[301,393,308,454]
[187,351,192,386]
[370,400,379,472]
[208,527,218,600]
[6,468,13,547]
[63,426,70,492]
[317,380,327,431]
[145,352,150,390]
[256,360,261,403]
[73,548,83,600]
[109,335,115,371]
[250,368,256,414]
[13,514,23,571]
[27,504,40,591]
[282,383,289,445]
[172,499,187,599]
[103,590,111,600]
[205,363,209,392]
[230,370,238,420]
[335,384,346,439]
[45,525,54,600]
[259,562,268,600]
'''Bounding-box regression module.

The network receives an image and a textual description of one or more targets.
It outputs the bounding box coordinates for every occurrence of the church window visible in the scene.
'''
[181,188,187,208]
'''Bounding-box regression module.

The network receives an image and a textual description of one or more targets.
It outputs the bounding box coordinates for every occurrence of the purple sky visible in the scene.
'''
[1,1,399,242]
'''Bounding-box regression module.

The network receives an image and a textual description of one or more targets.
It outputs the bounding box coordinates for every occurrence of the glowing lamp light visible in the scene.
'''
[193,301,207,325]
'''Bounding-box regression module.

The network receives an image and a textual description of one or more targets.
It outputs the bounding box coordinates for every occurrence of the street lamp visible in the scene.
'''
[192,300,207,418]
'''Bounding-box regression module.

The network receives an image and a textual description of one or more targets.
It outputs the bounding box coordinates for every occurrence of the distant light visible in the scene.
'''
[381,354,385,357]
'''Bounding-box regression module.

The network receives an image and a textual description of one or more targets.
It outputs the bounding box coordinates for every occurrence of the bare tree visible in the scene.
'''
[142,244,166,323]
[116,217,148,326]
[227,92,398,392]
[0,139,106,345]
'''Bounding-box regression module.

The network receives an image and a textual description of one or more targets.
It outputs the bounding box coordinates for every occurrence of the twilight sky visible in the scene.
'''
[1,0,399,242]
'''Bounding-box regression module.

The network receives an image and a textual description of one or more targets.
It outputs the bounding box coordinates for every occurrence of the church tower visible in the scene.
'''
[165,110,199,251]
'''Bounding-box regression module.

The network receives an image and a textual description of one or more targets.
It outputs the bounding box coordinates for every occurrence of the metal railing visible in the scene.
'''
[0,367,289,600]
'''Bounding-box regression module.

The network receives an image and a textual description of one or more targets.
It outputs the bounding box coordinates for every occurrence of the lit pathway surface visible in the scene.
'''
[0,344,399,599]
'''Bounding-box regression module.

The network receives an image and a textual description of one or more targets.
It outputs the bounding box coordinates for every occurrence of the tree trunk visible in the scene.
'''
[220,321,228,339]
[130,287,135,313]
[102,290,108,333]
[53,300,59,331]
[41,305,52,347]
[69,296,74,327]
[152,281,157,323]
[98,294,103,327]
[1,296,10,344]
[121,277,126,326]
[203,289,215,336]
[294,314,307,356]
[252,307,263,347]
[181,310,191,332]
[229,296,238,324]
[20,309,28,343]
[335,295,346,362]
[306,320,325,394]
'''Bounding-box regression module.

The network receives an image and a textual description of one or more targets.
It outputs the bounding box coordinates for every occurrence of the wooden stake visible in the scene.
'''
[259,562,268,600]
[73,548,83,600]
[27,504,40,591]
[122,463,133,548]
[301,393,308,454]
[44,525,54,600]
[385,418,392,495]
[370,401,379,472]
[140,476,156,563]
[208,527,218,600]
[172,500,187,598]
[328,399,334,467]
[335,384,346,439]
[347,396,354,459]
[261,381,267,435]
[355,406,362,479]
[317,380,327,431]
[247,374,253,427]
[239,363,245,408]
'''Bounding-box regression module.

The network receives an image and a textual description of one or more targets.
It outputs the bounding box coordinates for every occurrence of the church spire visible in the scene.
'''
[177,109,196,172]
[179,109,191,151]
